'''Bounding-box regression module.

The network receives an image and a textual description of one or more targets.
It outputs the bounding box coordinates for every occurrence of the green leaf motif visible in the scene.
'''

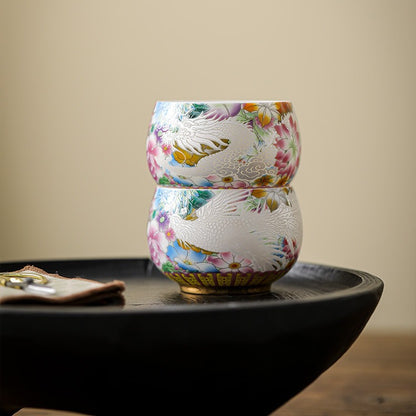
[188,103,210,119]
[158,176,171,185]
[244,196,264,212]
[236,110,256,124]
[196,190,213,200]
[288,140,298,159]
[190,190,213,211]
[177,189,214,219]
[162,262,175,273]
[251,125,270,153]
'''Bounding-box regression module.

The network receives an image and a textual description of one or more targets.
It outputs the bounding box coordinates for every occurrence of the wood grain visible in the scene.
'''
[273,332,416,416]
[13,333,416,416]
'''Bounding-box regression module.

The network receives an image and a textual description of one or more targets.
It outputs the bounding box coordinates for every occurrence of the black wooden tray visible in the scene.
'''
[0,259,383,416]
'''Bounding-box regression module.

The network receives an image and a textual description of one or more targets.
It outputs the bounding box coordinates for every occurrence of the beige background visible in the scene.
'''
[1,0,415,332]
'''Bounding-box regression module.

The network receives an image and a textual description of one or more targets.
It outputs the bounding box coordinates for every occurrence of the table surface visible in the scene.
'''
[13,332,416,416]
[274,332,416,416]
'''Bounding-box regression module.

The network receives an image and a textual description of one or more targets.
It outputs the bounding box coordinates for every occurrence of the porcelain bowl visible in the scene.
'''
[147,186,302,294]
[146,101,301,188]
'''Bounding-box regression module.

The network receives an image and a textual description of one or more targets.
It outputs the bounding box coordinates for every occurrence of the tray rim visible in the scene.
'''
[0,259,384,316]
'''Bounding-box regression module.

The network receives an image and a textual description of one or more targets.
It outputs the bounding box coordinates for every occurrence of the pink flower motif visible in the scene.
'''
[283,238,299,258]
[273,115,301,179]
[207,252,254,273]
[274,115,300,157]
[274,124,291,142]
[165,227,176,242]
[146,137,161,179]
[161,143,172,156]
[275,150,290,166]
[206,174,248,188]
[147,223,167,267]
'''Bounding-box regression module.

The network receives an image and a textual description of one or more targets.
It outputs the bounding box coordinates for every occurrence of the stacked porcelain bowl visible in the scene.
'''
[146,101,302,295]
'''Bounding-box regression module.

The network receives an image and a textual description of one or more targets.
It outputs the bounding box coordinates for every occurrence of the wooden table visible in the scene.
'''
[273,332,416,416]
[13,333,416,416]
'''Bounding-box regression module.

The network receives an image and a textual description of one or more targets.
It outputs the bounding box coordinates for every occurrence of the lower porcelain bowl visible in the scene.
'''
[147,186,302,294]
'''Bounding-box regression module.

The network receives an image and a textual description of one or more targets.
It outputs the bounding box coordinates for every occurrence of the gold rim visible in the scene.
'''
[179,284,271,296]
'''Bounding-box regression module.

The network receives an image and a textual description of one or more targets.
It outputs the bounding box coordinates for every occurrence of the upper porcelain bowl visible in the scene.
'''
[146,101,301,188]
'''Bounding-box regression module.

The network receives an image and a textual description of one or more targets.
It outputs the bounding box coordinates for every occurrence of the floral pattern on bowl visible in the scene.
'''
[147,186,302,294]
[146,101,301,188]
